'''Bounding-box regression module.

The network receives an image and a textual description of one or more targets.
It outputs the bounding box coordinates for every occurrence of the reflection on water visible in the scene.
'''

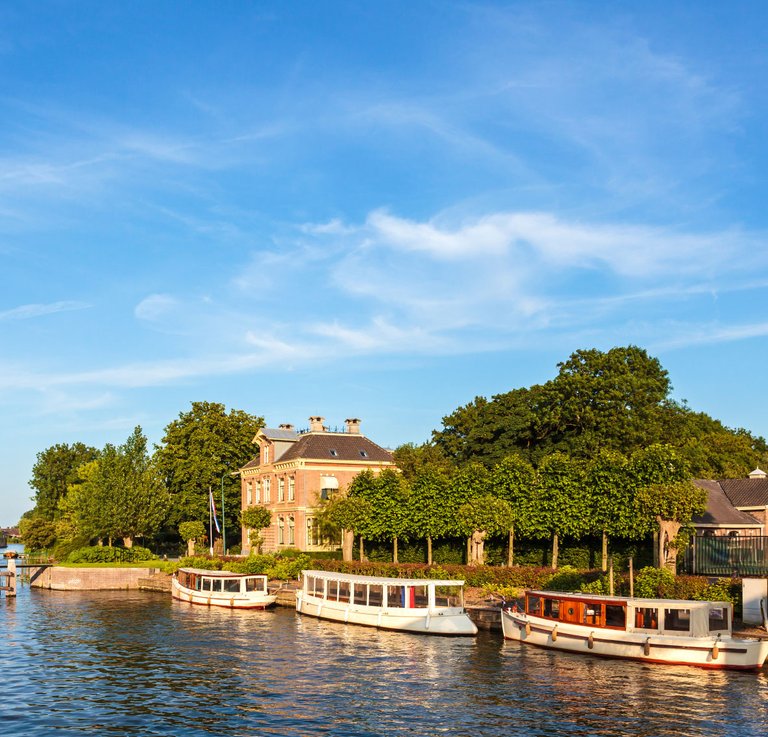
[1,586,767,736]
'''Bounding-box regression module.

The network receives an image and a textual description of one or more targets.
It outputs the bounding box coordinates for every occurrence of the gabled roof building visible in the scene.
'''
[692,468,768,536]
[240,416,396,553]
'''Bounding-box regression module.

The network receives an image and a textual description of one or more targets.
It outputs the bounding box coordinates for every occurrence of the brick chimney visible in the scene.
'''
[345,418,362,435]
[279,423,295,431]
[309,416,325,433]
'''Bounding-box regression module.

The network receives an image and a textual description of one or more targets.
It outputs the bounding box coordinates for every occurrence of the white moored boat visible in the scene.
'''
[172,567,277,610]
[502,589,768,670]
[296,569,478,636]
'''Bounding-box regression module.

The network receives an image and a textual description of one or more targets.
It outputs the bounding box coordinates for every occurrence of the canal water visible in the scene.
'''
[2,581,767,736]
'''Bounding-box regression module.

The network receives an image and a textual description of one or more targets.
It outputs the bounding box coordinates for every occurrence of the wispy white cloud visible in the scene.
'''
[134,294,179,322]
[0,301,90,321]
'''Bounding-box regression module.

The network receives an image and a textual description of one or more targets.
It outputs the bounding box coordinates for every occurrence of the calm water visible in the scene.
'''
[2,579,768,737]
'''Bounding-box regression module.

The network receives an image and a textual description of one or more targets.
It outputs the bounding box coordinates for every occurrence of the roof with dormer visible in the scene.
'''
[278,432,393,464]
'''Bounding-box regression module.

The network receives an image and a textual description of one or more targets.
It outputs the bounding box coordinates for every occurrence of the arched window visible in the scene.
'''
[277,516,285,545]
[288,516,295,545]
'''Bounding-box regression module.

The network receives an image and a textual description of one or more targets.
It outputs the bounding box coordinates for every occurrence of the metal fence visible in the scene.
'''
[683,535,768,577]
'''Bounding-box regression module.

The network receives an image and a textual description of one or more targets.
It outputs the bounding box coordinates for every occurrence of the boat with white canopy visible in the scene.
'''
[296,569,478,635]
[172,567,277,610]
[502,589,768,670]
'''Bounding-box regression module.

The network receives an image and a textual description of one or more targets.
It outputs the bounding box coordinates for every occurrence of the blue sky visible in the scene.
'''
[2,1,768,525]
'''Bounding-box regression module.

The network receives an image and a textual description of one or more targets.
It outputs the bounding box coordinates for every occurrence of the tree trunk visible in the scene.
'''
[656,517,681,573]
[359,535,365,562]
[507,526,514,567]
[393,536,399,563]
[601,530,608,572]
[342,529,353,562]
[187,538,195,557]
[466,536,472,564]
[551,533,559,570]
[427,536,433,565]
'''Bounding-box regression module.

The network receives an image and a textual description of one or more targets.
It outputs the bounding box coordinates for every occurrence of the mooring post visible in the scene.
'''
[3,550,18,597]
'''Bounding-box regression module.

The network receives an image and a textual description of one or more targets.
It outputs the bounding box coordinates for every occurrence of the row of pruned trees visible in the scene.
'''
[317,444,707,569]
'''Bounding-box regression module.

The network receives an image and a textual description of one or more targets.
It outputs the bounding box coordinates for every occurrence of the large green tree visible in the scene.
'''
[154,401,264,543]
[585,449,636,570]
[29,442,99,520]
[349,469,411,562]
[72,427,170,547]
[408,466,453,564]
[491,454,537,566]
[536,453,589,569]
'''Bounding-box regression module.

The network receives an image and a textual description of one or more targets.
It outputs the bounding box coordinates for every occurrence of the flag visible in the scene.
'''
[209,488,221,533]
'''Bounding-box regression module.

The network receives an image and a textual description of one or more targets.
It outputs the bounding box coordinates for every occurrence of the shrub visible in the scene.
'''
[267,554,310,581]
[67,545,154,564]
[634,566,676,598]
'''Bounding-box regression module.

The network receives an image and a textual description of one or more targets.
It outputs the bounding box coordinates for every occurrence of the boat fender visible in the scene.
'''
[712,643,719,660]
[587,633,594,649]
[761,597,768,631]
[525,622,531,636]
[643,638,651,656]
[551,625,558,642]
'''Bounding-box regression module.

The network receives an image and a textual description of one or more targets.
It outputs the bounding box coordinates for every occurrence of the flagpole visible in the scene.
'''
[209,485,214,556]
[221,473,226,556]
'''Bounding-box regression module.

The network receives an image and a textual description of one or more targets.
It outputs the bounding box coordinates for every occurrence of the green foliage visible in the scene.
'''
[29,442,99,521]
[545,565,586,592]
[634,566,676,598]
[241,506,272,531]
[179,521,206,542]
[19,516,58,551]
[66,545,154,563]
[180,555,224,570]
[154,401,264,538]
[70,427,170,545]
[266,553,310,580]
[456,495,514,538]
[430,345,766,476]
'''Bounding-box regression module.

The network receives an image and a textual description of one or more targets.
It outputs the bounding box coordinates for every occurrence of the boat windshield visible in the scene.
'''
[245,577,265,593]
[664,608,691,632]
[709,606,729,631]
[223,579,240,593]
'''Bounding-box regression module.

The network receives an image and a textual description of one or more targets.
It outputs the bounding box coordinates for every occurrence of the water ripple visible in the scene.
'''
[1,588,767,736]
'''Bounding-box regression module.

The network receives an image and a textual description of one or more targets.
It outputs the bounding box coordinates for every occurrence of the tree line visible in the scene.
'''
[19,346,767,563]
[20,402,263,555]
[319,444,706,569]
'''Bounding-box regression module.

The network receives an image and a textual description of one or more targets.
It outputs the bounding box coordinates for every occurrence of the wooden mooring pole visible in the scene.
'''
[2,551,18,597]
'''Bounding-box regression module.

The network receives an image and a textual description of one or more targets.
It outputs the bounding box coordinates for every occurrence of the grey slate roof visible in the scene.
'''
[718,478,768,508]
[259,427,299,441]
[278,433,393,463]
[692,480,763,527]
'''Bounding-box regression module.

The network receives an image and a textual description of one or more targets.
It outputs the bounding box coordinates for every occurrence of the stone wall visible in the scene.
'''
[29,566,159,590]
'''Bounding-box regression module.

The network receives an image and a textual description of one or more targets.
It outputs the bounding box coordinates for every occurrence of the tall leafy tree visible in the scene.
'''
[408,466,453,564]
[316,492,372,561]
[349,469,410,562]
[492,454,537,565]
[536,453,588,569]
[74,427,170,547]
[154,401,264,541]
[585,449,636,570]
[29,442,99,520]
[630,444,703,569]
[456,495,515,565]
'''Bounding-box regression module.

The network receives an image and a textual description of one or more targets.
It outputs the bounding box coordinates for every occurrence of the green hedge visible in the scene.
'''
[66,545,154,563]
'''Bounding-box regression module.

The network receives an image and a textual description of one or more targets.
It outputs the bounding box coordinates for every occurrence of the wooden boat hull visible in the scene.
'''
[172,577,277,610]
[296,592,477,636]
[501,608,768,670]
